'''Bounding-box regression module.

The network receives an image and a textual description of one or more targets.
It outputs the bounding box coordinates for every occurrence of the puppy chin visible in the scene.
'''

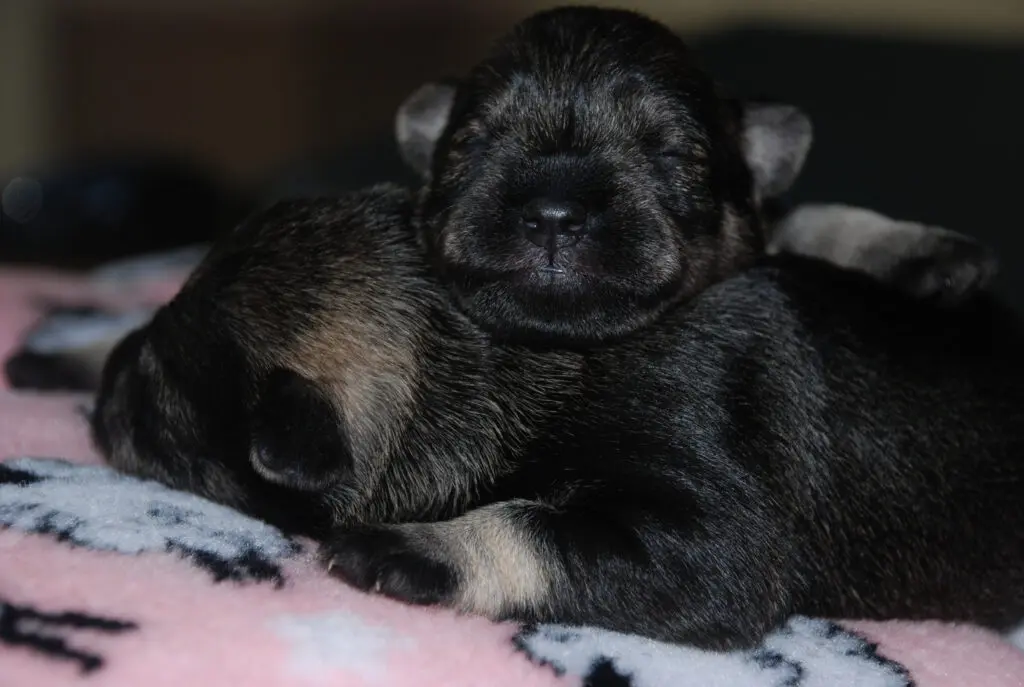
[451,272,671,347]
[434,220,687,344]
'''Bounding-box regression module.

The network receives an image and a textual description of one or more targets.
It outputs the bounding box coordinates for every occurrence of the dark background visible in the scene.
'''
[1,3,1021,307]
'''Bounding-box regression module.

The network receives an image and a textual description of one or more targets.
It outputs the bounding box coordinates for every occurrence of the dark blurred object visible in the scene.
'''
[690,26,1024,309]
[255,140,419,209]
[0,154,241,269]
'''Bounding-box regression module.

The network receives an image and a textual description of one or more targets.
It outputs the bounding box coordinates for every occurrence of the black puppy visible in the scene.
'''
[91,7,1024,651]
[1,3,994,396]
[397,88,996,311]
[92,184,1024,651]
[406,7,997,344]
[1,198,994,396]
[320,8,1022,645]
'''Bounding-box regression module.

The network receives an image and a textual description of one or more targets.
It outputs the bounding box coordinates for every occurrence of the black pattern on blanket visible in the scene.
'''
[0,598,138,674]
[0,455,916,685]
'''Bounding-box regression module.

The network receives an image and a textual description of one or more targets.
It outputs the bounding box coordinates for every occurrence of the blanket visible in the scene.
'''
[1,251,1023,686]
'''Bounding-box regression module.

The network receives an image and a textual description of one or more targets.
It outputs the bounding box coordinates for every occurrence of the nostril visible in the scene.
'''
[521,198,588,236]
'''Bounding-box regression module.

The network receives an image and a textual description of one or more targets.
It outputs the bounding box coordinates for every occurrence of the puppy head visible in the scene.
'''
[404,7,811,344]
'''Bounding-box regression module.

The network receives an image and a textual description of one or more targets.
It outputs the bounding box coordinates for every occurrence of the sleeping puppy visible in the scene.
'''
[0,0,993,396]
[90,182,1024,651]
[406,7,998,344]
[319,7,1022,645]
[399,88,998,311]
[90,7,1024,649]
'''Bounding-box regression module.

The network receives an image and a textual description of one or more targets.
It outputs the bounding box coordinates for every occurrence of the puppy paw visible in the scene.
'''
[322,525,458,607]
[891,235,998,306]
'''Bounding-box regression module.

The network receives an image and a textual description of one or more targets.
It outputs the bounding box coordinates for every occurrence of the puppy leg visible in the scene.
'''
[248,368,353,492]
[768,204,998,305]
[324,490,790,649]
[325,500,552,612]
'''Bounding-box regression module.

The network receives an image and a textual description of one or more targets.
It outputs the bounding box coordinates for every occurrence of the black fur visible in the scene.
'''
[327,525,459,605]
[91,313,335,539]
[889,241,998,305]
[89,6,1024,651]
[416,7,775,346]
[92,185,1024,650]
[764,203,999,309]
[409,6,995,345]
[249,368,353,492]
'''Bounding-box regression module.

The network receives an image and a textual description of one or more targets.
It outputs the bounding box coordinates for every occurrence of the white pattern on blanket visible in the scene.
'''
[0,457,300,583]
[272,611,415,681]
[0,456,919,686]
[516,618,911,687]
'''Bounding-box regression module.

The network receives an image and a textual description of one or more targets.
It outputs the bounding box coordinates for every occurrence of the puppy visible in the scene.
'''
[91,7,1024,650]
[2,1,993,396]
[320,7,1023,647]
[91,182,1024,651]
[407,7,998,344]
[408,14,800,344]
[4,200,992,396]
[399,86,997,309]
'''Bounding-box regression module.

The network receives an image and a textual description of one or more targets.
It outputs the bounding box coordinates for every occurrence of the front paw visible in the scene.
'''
[322,525,458,607]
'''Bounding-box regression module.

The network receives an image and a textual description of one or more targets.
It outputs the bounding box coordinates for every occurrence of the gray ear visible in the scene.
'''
[395,81,459,179]
[741,103,813,200]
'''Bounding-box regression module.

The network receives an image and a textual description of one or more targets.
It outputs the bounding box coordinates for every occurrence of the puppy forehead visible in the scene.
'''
[481,71,697,141]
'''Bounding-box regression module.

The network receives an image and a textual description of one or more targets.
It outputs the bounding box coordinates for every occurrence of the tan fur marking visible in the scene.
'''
[287,308,422,501]
[428,501,555,617]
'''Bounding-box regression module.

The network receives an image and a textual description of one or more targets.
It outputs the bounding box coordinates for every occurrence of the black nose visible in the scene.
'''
[521,198,588,248]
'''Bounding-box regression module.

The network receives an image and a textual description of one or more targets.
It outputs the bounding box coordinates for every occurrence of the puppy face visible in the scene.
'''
[408,8,811,344]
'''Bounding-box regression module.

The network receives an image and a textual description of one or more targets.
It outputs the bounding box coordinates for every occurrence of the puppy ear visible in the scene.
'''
[395,80,459,179]
[740,102,813,200]
[249,368,353,492]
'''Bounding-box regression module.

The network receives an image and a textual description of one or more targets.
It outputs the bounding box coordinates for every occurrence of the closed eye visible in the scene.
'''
[451,118,495,154]
[655,148,697,162]
[639,132,698,163]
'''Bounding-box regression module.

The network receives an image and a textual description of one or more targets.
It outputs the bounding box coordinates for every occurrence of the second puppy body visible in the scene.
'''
[92,183,1024,651]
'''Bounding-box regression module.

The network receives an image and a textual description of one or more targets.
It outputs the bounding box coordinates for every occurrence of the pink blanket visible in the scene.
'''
[1,251,1023,686]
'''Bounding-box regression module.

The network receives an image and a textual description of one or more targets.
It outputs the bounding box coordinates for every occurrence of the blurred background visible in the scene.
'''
[0,0,1021,302]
